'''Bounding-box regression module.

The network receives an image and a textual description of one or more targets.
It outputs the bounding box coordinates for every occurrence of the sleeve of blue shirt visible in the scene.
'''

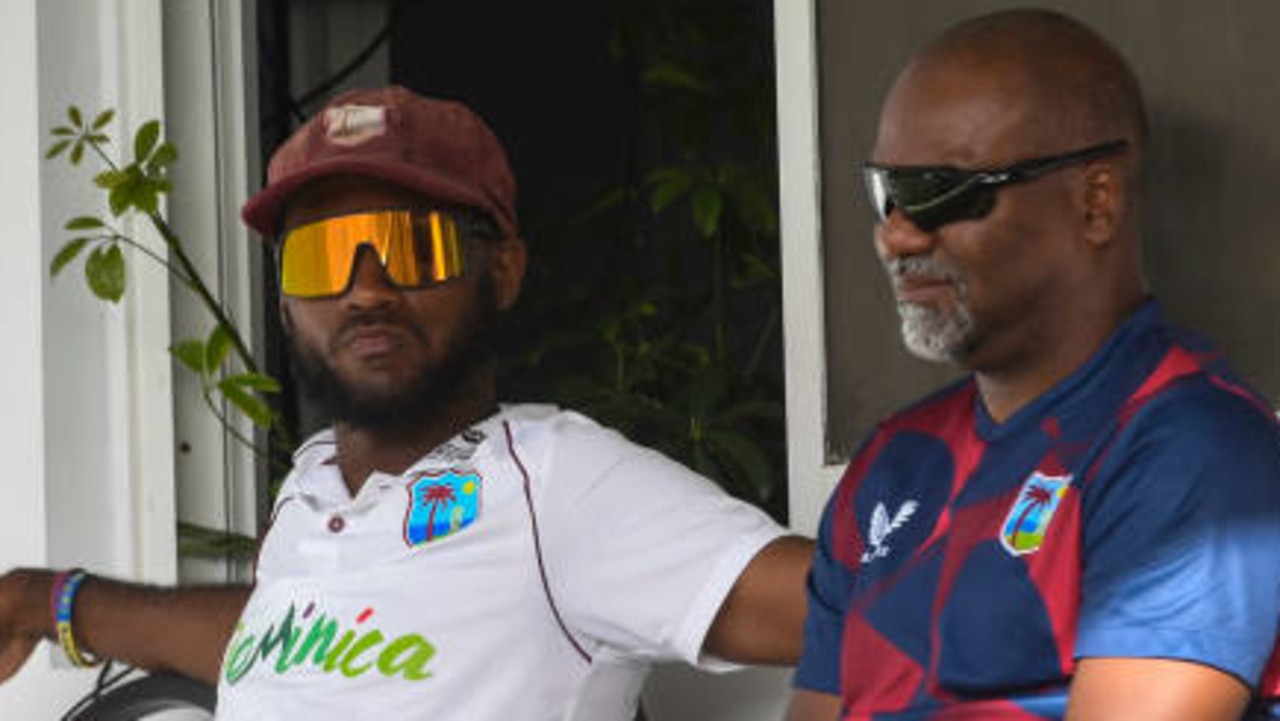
[794,487,858,694]
[1077,380,1280,686]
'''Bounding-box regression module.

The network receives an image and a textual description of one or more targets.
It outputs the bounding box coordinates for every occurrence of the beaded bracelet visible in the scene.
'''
[49,569,102,668]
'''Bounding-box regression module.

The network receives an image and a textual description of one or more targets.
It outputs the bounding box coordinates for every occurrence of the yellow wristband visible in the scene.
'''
[51,570,101,668]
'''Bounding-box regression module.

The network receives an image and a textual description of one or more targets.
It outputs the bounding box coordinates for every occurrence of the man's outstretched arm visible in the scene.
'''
[702,535,814,664]
[1066,658,1252,721]
[0,569,250,686]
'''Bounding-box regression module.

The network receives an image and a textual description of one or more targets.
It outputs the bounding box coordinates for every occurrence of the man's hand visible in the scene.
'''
[0,568,250,686]
[703,535,814,664]
[1066,657,1252,721]
[0,570,54,683]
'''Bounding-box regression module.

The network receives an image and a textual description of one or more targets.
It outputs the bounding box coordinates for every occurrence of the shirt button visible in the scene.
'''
[328,515,346,534]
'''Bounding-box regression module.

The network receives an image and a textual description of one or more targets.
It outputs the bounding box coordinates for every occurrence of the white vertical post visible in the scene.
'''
[164,0,261,585]
[112,0,180,589]
[776,0,845,534]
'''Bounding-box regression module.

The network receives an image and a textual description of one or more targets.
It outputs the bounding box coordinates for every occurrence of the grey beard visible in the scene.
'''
[885,256,977,364]
[898,299,976,363]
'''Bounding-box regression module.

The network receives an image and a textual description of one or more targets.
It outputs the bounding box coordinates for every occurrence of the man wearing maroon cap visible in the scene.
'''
[0,86,811,719]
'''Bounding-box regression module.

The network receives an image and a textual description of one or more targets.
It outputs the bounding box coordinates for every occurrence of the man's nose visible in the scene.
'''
[874,208,937,260]
[344,245,399,305]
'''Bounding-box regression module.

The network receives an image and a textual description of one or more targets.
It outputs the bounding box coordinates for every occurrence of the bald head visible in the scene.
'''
[869,9,1150,379]
[871,8,1148,249]
[908,9,1147,155]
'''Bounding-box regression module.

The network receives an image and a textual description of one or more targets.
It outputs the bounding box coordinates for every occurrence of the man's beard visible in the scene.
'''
[884,255,978,364]
[287,276,499,431]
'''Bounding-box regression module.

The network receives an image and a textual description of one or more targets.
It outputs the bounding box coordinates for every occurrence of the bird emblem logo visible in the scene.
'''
[861,500,919,564]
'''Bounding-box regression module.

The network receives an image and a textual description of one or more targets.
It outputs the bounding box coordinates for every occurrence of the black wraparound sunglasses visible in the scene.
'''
[862,139,1129,232]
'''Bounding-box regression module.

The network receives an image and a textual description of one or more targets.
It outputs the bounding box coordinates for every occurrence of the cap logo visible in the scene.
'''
[323,104,387,147]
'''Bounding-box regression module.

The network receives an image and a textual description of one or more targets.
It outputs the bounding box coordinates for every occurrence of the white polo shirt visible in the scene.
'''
[216,404,784,720]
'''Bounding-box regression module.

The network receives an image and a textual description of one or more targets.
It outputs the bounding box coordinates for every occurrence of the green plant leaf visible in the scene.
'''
[50,238,92,277]
[223,372,282,394]
[649,167,694,214]
[149,142,178,170]
[134,120,161,163]
[731,251,778,289]
[205,324,234,373]
[133,183,160,214]
[91,109,116,130]
[65,216,105,231]
[67,105,83,128]
[45,140,72,159]
[109,172,150,215]
[691,185,723,238]
[642,60,709,93]
[103,167,154,215]
[217,379,275,428]
[169,339,207,374]
[94,169,128,189]
[69,142,85,165]
[84,244,126,302]
[108,185,131,216]
[51,126,75,137]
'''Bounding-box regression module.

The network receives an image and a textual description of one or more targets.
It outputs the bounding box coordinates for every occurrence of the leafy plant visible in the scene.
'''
[47,107,286,557]
[47,106,284,457]
[504,2,786,517]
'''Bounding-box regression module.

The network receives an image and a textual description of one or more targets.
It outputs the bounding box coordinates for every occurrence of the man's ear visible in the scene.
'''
[1081,161,1125,247]
[487,237,527,311]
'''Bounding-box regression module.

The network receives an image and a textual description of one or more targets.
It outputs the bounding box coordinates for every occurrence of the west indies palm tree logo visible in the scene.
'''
[999,472,1071,556]
[404,469,482,547]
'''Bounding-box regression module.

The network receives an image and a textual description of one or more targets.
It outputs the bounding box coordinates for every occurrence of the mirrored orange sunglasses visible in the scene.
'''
[278,208,474,298]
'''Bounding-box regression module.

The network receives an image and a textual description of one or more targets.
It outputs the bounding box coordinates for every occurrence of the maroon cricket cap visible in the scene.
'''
[241,85,517,239]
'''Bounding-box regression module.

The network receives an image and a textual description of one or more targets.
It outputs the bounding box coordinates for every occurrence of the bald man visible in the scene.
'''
[788,9,1280,721]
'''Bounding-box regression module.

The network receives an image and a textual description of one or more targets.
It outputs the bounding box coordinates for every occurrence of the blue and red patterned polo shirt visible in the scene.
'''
[796,301,1280,719]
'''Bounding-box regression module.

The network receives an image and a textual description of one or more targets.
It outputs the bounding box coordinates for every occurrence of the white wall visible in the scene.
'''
[39,0,176,586]
[0,0,179,715]
[0,0,93,713]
